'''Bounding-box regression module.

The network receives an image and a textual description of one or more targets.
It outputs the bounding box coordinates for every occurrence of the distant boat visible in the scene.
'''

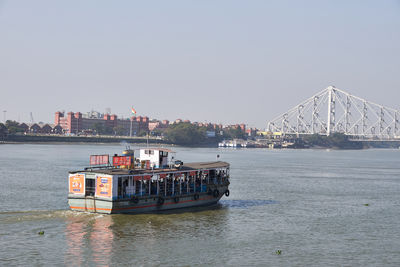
[218,141,227,147]
[218,139,247,148]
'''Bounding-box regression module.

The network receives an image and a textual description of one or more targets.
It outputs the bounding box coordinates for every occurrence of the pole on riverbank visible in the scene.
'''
[130,117,133,137]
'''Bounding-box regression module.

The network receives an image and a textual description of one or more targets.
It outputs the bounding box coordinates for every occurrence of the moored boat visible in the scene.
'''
[68,148,230,214]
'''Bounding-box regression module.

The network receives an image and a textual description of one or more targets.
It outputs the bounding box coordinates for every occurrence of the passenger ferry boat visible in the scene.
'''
[68,148,230,214]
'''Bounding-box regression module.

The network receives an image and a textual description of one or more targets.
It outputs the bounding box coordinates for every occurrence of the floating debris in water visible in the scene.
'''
[38,231,44,235]
[276,250,282,255]
[364,204,369,206]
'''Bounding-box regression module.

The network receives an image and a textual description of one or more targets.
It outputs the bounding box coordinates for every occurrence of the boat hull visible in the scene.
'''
[68,186,228,214]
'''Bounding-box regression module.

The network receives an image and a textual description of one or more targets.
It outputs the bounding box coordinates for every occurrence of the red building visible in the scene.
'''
[54,111,149,135]
[134,116,149,134]
[148,120,170,131]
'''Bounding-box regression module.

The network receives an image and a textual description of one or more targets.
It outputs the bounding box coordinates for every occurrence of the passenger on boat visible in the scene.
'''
[123,179,128,197]
[151,181,157,195]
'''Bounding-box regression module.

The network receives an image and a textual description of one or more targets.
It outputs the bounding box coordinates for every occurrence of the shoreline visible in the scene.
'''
[0,134,217,147]
[1,140,399,150]
[1,135,399,149]
[2,134,170,144]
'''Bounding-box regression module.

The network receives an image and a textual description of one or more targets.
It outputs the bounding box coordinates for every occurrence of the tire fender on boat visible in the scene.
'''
[194,193,199,200]
[224,189,230,197]
[131,197,139,204]
[158,197,165,205]
[174,196,180,203]
[213,189,219,198]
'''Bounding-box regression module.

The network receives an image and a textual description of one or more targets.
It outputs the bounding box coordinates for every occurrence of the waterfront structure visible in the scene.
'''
[268,86,400,140]
[68,148,230,214]
[2,121,59,134]
[19,123,29,133]
[29,123,42,133]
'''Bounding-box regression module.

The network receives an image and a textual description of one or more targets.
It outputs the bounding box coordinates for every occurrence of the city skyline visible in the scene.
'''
[1,1,400,128]
[0,108,250,129]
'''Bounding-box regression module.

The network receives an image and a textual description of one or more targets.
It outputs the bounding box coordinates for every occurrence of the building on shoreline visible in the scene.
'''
[148,120,169,131]
[54,111,149,135]
[52,110,254,139]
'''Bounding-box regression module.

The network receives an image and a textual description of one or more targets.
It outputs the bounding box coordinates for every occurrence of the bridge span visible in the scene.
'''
[267,86,400,141]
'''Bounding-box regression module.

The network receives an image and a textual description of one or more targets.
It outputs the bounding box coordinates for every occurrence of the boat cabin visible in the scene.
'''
[139,148,172,168]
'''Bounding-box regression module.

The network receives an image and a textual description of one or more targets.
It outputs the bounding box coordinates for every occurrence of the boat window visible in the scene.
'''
[85,178,95,196]
[118,177,122,197]
[145,150,154,155]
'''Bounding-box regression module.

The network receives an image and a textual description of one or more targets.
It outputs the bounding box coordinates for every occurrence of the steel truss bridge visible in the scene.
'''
[267,86,400,141]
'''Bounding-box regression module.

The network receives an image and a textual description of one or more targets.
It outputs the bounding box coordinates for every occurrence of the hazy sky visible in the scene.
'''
[1,0,399,128]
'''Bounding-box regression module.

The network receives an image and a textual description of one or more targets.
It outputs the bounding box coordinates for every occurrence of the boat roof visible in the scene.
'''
[183,161,229,169]
[70,161,229,175]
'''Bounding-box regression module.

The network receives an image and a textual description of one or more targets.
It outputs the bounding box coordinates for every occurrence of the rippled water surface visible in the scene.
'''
[1,144,400,266]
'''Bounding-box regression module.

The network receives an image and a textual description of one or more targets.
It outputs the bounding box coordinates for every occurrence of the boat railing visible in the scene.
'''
[84,165,115,171]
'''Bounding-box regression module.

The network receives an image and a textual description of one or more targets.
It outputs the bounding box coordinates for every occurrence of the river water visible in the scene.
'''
[0,144,399,266]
